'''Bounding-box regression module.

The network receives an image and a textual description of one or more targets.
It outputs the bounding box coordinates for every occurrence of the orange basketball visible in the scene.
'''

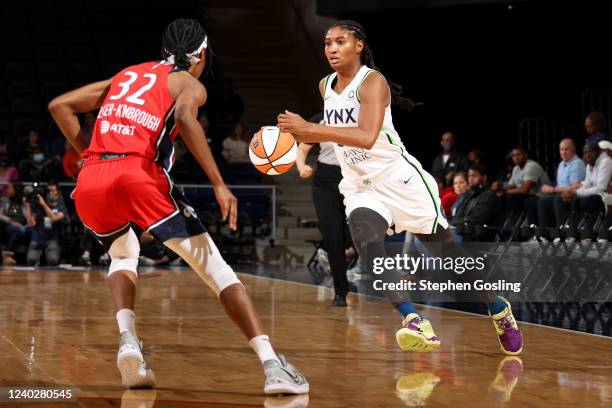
[249,126,297,175]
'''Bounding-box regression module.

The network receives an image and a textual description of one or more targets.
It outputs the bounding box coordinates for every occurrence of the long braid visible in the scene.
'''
[329,20,419,112]
[161,18,212,72]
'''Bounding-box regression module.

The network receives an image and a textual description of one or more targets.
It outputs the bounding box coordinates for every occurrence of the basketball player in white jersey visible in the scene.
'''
[277,20,523,355]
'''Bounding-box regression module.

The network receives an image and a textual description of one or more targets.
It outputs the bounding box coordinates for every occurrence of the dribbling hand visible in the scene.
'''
[214,184,238,231]
[277,110,311,139]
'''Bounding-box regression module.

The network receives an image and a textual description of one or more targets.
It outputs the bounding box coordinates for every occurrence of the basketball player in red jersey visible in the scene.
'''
[48,19,308,395]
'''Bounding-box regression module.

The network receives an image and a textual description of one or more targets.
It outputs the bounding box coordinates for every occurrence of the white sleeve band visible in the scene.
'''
[108,228,140,276]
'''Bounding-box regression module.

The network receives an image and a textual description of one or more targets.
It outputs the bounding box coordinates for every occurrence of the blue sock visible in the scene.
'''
[488,297,508,315]
[395,301,419,318]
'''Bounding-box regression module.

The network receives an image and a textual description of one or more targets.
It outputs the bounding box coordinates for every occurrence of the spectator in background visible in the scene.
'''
[18,130,44,160]
[441,172,469,218]
[555,141,612,226]
[62,141,82,180]
[584,111,608,145]
[20,147,60,182]
[431,131,468,187]
[0,139,9,155]
[25,181,67,266]
[0,154,19,195]
[600,140,612,158]
[496,146,551,212]
[0,182,29,265]
[81,112,96,144]
[467,148,484,166]
[525,138,586,226]
[221,122,249,163]
[450,164,501,242]
[493,151,515,193]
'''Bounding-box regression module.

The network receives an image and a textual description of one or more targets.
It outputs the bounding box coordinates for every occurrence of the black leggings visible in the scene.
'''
[312,163,349,296]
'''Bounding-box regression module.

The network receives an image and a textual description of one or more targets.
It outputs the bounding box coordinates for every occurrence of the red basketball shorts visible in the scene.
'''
[73,155,205,248]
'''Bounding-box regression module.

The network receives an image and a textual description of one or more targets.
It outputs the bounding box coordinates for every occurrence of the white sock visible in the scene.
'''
[116,309,137,337]
[249,335,279,364]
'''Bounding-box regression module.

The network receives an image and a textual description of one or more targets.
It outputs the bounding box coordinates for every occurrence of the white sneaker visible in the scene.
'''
[168,257,183,267]
[117,332,156,389]
[316,249,330,274]
[263,354,309,395]
[139,256,156,266]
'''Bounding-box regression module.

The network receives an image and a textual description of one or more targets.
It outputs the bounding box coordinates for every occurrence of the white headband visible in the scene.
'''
[162,35,208,66]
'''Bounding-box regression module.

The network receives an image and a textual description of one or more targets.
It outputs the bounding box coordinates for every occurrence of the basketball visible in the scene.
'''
[249,126,298,175]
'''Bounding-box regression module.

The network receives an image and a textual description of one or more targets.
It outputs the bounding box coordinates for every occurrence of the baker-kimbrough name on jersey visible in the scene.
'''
[324,108,357,125]
[97,103,163,134]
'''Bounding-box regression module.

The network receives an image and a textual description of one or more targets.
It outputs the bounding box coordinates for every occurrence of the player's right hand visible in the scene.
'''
[213,184,238,231]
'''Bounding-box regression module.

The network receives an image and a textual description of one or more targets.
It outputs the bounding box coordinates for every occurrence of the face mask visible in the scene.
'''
[33,153,44,163]
[441,142,453,151]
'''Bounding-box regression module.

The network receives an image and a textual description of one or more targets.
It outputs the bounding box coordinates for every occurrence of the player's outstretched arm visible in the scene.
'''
[48,79,113,154]
[277,72,388,149]
[172,73,237,230]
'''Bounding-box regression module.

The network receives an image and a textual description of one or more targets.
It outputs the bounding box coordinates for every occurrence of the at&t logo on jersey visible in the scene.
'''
[99,119,135,136]
[324,108,356,125]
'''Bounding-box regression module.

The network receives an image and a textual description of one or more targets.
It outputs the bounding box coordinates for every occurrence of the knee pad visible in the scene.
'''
[108,228,140,276]
[164,233,242,296]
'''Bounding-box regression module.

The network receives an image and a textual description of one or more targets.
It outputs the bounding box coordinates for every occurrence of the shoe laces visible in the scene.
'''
[494,312,517,336]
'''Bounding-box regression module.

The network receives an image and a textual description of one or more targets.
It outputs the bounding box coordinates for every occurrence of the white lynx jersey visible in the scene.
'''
[323,65,410,182]
[322,65,447,234]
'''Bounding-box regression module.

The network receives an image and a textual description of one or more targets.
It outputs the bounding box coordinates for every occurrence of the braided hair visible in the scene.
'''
[161,18,213,72]
[328,20,418,111]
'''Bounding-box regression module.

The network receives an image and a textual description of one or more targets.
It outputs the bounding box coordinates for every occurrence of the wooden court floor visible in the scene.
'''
[0,267,611,408]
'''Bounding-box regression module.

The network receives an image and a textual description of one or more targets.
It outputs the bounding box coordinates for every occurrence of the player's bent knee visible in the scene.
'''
[163,233,243,296]
[108,228,140,276]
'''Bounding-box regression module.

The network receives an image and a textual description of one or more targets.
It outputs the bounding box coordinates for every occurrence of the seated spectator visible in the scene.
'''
[221,122,250,163]
[555,141,612,227]
[441,172,469,218]
[494,146,551,212]
[492,151,515,192]
[25,181,67,266]
[431,131,468,187]
[584,111,609,145]
[0,154,19,196]
[600,140,612,158]
[138,230,181,266]
[450,164,501,242]
[524,138,586,227]
[19,147,61,182]
[62,141,82,180]
[0,182,29,265]
[18,130,45,160]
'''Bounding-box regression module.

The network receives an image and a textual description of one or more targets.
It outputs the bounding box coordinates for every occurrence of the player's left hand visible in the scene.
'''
[214,184,238,230]
[277,110,311,138]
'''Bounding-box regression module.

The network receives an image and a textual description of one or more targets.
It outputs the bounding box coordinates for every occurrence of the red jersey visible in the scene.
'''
[84,61,179,171]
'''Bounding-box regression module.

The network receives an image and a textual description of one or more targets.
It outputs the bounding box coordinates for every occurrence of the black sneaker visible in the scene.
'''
[332,293,347,307]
